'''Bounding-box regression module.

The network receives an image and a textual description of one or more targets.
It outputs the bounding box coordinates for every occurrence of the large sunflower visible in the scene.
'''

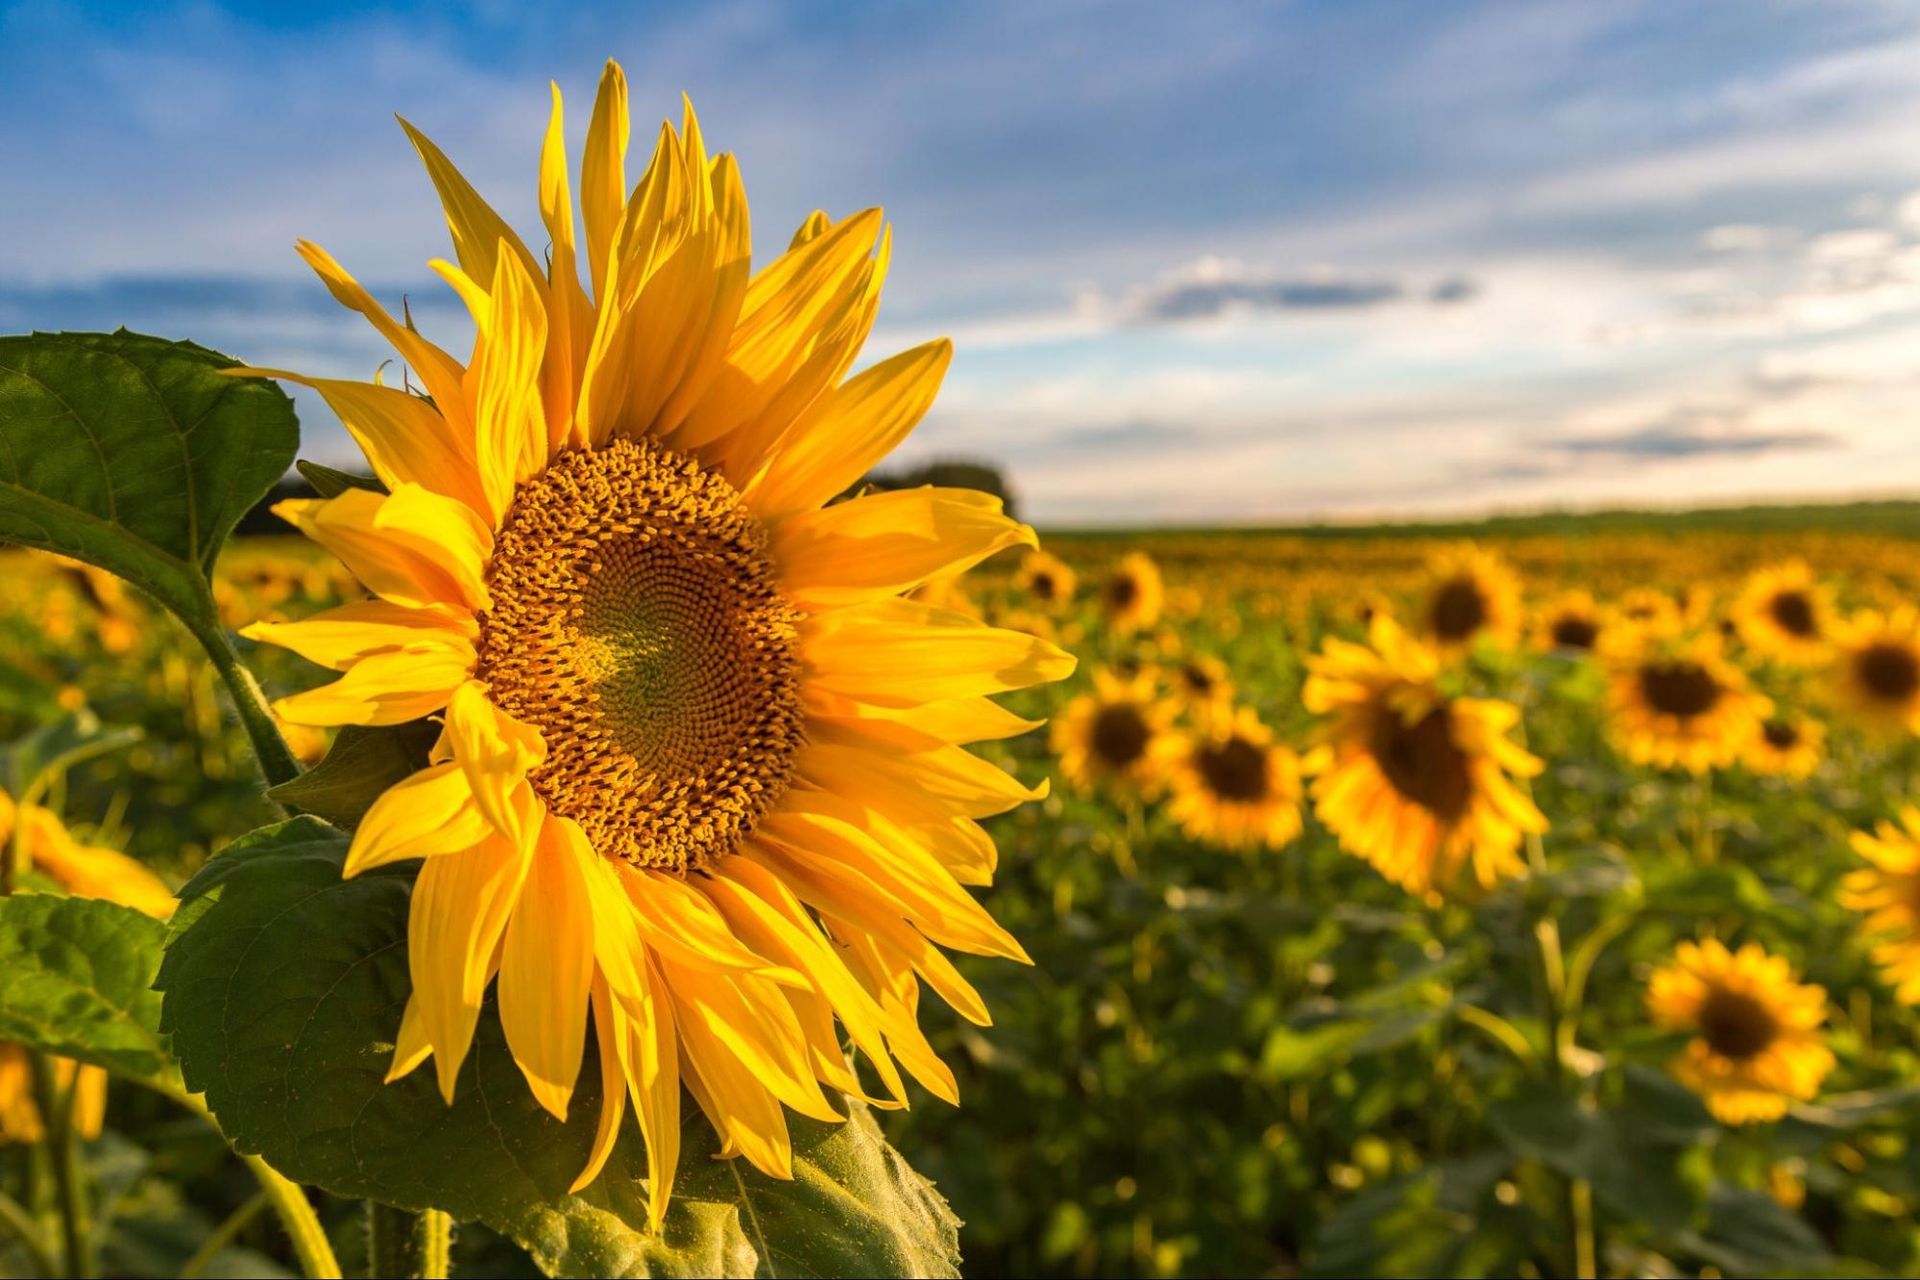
[1159,705,1301,851]
[1301,616,1545,896]
[1415,545,1522,655]
[1842,809,1920,1005]
[1605,633,1769,773]
[1100,551,1164,634]
[1051,668,1176,797]
[237,64,1072,1221]
[1732,560,1831,664]
[1646,938,1833,1124]
[0,788,175,1142]
[1830,608,1920,737]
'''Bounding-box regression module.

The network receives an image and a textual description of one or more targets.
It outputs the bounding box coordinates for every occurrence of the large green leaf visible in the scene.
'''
[0,330,298,628]
[1487,1088,1705,1234]
[157,818,963,1278]
[0,893,172,1083]
[263,721,437,828]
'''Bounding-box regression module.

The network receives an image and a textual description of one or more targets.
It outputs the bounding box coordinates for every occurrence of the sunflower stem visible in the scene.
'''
[366,1204,453,1279]
[187,608,303,792]
[0,1187,57,1276]
[178,1189,269,1280]
[28,1053,90,1280]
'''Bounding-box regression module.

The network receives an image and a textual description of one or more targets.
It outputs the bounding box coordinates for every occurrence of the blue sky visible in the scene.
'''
[7,1,1920,524]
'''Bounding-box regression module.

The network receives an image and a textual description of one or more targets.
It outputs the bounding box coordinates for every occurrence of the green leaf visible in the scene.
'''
[295,459,383,499]
[158,818,963,1278]
[0,893,172,1084]
[263,721,436,828]
[0,330,298,629]
[1,708,143,801]
[1487,1090,1704,1234]
[1674,1185,1831,1275]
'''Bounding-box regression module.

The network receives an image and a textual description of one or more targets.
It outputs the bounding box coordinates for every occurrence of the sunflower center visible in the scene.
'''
[1182,663,1214,695]
[1105,573,1139,611]
[1370,704,1472,821]
[1768,591,1816,638]
[1858,642,1920,703]
[476,437,803,873]
[1551,616,1599,650]
[1761,720,1800,749]
[1697,988,1778,1060]
[1030,572,1056,600]
[1196,736,1269,802]
[1090,703,1151,768]
[1430,577,1487,641]
[1638,661,1720,719]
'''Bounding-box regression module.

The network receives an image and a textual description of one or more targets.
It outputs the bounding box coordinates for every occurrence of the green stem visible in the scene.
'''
[178,1190,268,1280]
[188,610,302,791]
[366,1204,453,1279]
[0,1188,58,1276]
[29,1054,90,1279]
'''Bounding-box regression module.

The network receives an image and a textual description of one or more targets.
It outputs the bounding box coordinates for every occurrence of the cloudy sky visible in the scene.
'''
[7,1,1920,525]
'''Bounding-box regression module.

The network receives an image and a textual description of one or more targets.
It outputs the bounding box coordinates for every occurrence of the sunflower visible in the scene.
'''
[1160,706,1302,851]
[1101,551,1164,634]
[1646,938,1834,1124]
[1415,545,1521,655]
[1842,809,1920,1004]
[1531,590,1605,655]
[1605,633,1769,773]
[1014,548,1076,608]
[1301,616,1545,896]
[1168,653,1235,712]
[1052,669,1176,796]
[0,788,174,1142]
[1732,560,1832,664]
[1830,608,1920,736]
[235,65,1072,1221]
[1613,587,1683,635]
[1742,713,1825,779]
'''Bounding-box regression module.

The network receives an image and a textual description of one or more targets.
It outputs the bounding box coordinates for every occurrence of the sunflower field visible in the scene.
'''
[6,63,1920,1280]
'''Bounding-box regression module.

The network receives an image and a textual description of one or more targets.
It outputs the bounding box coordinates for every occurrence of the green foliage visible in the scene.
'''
[264,722,436,828]
[157,818,963,1279]
[0,331,298,630]
[0,893,171,1084]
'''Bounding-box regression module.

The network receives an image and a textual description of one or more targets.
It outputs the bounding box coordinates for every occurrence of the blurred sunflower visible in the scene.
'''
[1732,560,1831,664]
[1052,669,1176,797]
[1160,706,1302,851]
[1742,713,1824,779]
[1531,590,1605,655]
[1605,634,1769,773]
[1831,608,1920,736]
[1647,938,1833,1124]
[1842,809,1920,1004]
[1301,617,1545,896]
[1101,551,1164,634]
[0,788,174,1143]
[1416,544,1521,655]
[1014,548,1076,608]
[1169,653,1235,712]
[1613,586,1684,635]
[236,64,1071,1219]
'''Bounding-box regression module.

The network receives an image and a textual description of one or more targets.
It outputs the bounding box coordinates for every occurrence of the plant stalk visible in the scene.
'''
[366,1204,453,1279]
[187,606,302,791]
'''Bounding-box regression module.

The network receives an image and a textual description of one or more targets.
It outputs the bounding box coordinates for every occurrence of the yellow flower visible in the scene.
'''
[1301,617,1545,896]
[1052,669,1176,797]
[1167,653,1235,712]
[0,789,174,1143]
[1014,548,1076,608]
[1647,939,1833,1124]
[1842,808,1920,1004]
[1100,551,1164,634]
[235,64,1072,1222]
[1605,633,1769,773]
[1531,590,1605,655]
[1741,713,1824,779]
[1159,706,1302,851]
[1732,560,1831,664]
[1830,608,1920,737]
[1415,544,1521,655]
[1612,586,1684,636]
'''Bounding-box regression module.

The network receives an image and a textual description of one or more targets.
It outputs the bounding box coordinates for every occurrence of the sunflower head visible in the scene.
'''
[1301,616,1545,896]
[1101,551,1165,634]
[1742,713,1825,779]
[1732,560,1832,664]
[1843,808,1920,1004]
[1832,608,1920,737]
[1159,705,1302,851]
[1052,668,1176,796]
[1170,653,1235,711]
[234,63,1073,1220]
[1015,548,1076,608]
[1417,544,1521,655]
[1605,631,1768,773]
[1532,590,1605,655]
[1647,938,1834,1124]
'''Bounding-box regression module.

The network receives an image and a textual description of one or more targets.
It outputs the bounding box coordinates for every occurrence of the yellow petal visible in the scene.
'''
[538,82,593,455]
[242,600,475,672]
[573,979,630,1193]
[499,815,595,1119]
[396,115,542,296]
[272,645,471,728]
[275,486,490,612]
[468,245,552,522]
[620,867,806,986]
[774,487,1036,609]
[798,736,1043,824]
[443,682,546,846]
[30,836,175,919]
[346,763,495,874]
[580,60,630,303]
[385,994,433,1083]
[804,598,1076,707]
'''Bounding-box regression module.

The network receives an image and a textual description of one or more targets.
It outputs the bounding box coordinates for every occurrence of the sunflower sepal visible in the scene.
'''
[157,816,965,1277]
[263,720,441,829]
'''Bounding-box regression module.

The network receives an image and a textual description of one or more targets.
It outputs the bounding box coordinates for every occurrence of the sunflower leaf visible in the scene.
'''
[0,330,298,631]
[295,459,384,499]
[264,721,438,828]
[157,817,963,1279]
[0,893,173,1085]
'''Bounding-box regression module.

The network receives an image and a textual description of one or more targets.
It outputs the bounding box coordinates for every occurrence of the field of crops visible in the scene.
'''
[8,518,1920,1277]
